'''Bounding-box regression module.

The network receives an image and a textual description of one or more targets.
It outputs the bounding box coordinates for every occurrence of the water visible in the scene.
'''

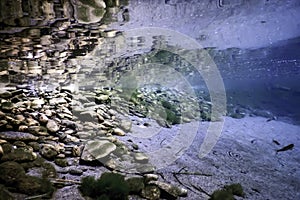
[0,0,300,124]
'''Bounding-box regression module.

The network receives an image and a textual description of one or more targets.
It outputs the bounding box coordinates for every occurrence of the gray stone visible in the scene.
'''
[47,120,60,133]
[40,144,58,159]
[81,140,116,161]
[113,128,126,136]
[141,185,160,200]
[120,120,132,132]
[148,181,188,197]
[134,152,149,164]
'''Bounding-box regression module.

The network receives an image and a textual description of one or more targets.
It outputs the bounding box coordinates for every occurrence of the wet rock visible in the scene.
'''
[26,118,40,126]
[148,181,188,198]
[141,185,161,200]
[68,166,83,175]
[49,97,67,105]
[81,140,116,162]
[18,125,28,132]
[39,113,49,124]
[0,131,38,141]
[72,145,83,157]
[0,91,12,99]
[134,152,149,164]
[47,119,60,133]
[40,144,58,159]
[55,158,68,167]
[28,142,40,151]
[120,119,132,132]
[1,102,14,112]
[113,127,126,136]
[144,174,159,183]
[31,98,45,109]
[126,177,145,194]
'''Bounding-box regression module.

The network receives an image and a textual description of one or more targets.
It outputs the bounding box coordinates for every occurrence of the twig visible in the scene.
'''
[190,183,211,197]
[50,178,81,185]
[173,172,212,176]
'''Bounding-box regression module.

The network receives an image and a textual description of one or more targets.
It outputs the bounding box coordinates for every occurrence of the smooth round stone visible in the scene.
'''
[120,120,132,132]
[113,128,126,136]
[134,152,149,164]
[39,113,49,124]
[81,140,116,161]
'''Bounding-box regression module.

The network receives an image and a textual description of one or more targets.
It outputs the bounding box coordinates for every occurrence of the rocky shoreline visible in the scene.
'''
[0,79,213,199]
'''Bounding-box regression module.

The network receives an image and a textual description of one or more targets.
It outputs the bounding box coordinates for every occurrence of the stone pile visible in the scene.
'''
[0,83,191,199]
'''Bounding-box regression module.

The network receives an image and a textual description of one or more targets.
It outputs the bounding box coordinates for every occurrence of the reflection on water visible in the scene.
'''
[0,0,300,124]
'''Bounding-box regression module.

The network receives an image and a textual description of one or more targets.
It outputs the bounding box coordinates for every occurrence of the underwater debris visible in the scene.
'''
[276,143,294,153]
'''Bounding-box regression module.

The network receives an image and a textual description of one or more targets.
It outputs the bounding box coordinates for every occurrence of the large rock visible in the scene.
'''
[81,140,116,162]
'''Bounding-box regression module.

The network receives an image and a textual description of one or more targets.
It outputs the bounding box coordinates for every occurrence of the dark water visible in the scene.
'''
[0,0,300,124]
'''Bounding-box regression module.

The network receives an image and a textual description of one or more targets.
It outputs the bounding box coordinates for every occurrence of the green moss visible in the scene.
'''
[78,6,89,22]
[92,8,105,17]
[224,183,244,197]
[79,0,98,7]
[210,183,244,200]
[209,189,234,200]
[79,172,129,200]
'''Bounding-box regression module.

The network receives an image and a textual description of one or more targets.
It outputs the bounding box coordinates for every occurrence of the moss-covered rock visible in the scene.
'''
[79,172,129,200]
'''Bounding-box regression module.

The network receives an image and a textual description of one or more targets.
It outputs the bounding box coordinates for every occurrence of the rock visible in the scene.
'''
[148,181,188,198]
[0,91,12,99]
[55,158,68,167]
[0,131,38,141]
[28,142,40,151]
[0,161,26,185]
[134,152,149,164]
[141,185,161,200]
[18,125,28,132]
[95,94,110,104]
[28,126,41,135]
[49,97,67,105]
[68,166,83,175]
[39,113,49,123]
[113,128,126,136]
[31,98,45,109]
[126,177,145,194]
[81,140,116,162]
[144,174,159,183]
[72,145,83,157]
[120,120,132,132]
[47,120,60,133]
[0,111,5,118]
[78,111,97,122]
[40,144,58,159]
[1,102,14,112]
[26,118,40,126]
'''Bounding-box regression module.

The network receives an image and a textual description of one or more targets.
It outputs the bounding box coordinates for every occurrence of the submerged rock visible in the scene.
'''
[81,140,116,162]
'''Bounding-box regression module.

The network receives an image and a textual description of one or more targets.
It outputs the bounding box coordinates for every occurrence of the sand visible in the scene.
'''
[123,116,300,199]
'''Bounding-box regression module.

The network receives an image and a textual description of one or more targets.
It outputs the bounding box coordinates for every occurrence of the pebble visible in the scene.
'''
[113,128,126,136]
[40,144,58,159]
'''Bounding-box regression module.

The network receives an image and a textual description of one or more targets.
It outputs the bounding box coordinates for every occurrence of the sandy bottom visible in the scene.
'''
[125,116,300,200]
